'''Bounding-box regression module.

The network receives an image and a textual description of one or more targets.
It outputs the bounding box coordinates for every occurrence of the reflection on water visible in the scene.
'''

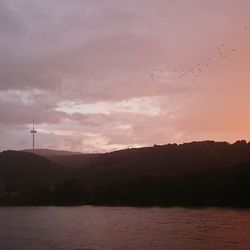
[0,206,250,250]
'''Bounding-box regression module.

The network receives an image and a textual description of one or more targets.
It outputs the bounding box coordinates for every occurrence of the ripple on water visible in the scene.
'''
[0,206,250,250]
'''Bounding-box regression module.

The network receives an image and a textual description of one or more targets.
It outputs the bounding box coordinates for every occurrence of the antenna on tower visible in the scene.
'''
[30,120,37,150]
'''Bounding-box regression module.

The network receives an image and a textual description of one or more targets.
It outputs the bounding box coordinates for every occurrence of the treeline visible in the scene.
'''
[1,140,250,206]
[49,161,250,207]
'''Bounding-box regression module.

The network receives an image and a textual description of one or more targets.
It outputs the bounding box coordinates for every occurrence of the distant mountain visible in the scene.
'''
[21,149,100,168]
[22,148,83,156]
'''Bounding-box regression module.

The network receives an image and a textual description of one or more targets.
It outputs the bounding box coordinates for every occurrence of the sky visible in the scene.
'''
[1,0,250,153]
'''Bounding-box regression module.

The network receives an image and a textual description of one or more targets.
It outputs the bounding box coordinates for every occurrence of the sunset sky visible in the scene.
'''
[1,0,250,152]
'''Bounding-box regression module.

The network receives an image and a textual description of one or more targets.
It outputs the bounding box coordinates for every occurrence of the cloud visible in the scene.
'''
[56,96,162,116]
[0,89,65,125]
[1,0,250,152]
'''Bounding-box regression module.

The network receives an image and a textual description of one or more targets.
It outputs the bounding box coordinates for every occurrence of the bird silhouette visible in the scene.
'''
[150,31,243,83]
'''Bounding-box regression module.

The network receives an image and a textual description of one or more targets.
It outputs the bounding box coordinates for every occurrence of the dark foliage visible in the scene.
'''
[1,141,250,206]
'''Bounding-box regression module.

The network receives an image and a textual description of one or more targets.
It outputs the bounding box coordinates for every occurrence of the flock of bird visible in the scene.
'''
[150,26,248,83]
[42,25,249,112]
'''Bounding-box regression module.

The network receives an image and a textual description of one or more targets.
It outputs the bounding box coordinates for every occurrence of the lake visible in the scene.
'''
[0,206,250,250]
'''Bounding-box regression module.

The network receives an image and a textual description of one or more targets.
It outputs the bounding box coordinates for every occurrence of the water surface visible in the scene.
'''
[0,206,250,250]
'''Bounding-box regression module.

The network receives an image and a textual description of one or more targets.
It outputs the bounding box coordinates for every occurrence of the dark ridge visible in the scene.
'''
[21,149,100,168]
[1,140,250,206]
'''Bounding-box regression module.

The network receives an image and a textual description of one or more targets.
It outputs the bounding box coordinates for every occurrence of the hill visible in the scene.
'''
[76,140,250,205]
[22,149,100,169]
[79,140,250,182]
[22,148,83,156]
[0,151,74,204]
[2,140,250,206]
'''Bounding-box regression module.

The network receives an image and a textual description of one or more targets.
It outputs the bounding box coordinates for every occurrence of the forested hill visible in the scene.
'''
[72,140,250,206]
[79,140,250,180]
[22,149,100,169]
[1,140,250,206]
[0,151,74,204]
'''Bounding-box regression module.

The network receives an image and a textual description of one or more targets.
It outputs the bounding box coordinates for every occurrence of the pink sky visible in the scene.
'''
[1,0,250,152]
